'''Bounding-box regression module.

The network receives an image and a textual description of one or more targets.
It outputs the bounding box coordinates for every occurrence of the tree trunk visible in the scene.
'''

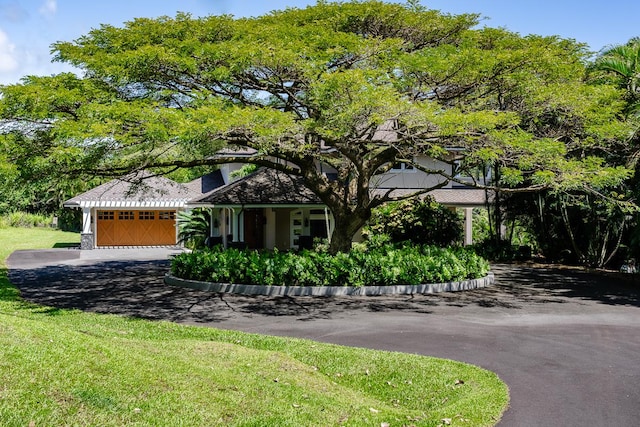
[328,209,370,254]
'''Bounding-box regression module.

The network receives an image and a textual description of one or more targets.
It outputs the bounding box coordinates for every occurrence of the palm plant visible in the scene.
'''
[591,37,640,114]
[177,209,211,249]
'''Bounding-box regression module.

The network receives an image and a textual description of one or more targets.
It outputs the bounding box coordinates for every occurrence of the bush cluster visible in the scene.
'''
[170,245,489,287]
[364,197,463,247]
[0,212,55,229]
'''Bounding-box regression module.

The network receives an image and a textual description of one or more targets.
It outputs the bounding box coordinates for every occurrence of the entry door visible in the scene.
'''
[243,209,265,249]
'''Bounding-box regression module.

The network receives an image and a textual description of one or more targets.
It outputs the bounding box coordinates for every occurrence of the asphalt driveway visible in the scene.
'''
[7,248,640,426]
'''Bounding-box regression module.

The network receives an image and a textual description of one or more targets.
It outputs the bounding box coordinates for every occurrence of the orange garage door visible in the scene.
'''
[96,210,177,246]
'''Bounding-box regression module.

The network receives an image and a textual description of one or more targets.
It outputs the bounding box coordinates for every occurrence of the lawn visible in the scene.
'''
[0,227,509,426]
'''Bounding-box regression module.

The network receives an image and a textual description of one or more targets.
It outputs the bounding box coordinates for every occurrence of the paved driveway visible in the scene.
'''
[7,249,640,426]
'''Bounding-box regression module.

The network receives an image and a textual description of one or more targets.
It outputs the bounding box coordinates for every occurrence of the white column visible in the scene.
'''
[233,209,241,242]
[221,209,228,247]
[82,207,92,234]
[464,208,473,246]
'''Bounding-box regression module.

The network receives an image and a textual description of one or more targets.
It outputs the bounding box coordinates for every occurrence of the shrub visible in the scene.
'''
[364,197,463,247]
[0,211,55,228]
[170,245,489,287]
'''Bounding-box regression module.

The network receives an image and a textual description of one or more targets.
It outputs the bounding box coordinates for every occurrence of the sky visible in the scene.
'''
[1,0,639,85]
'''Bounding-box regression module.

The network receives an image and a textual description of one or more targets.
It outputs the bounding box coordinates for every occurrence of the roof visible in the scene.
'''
[184,170,226,194]
[63,171,200,209]
[372,187,489,207]
[429,188,489,206]
[189,167,323,207]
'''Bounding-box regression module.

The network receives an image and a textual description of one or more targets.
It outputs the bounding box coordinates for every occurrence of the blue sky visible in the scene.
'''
[1,0,638,85]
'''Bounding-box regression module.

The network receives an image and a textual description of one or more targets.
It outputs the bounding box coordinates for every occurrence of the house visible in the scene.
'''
[189,155,488,250]
[188,167,330,250]
[64,157,488,250]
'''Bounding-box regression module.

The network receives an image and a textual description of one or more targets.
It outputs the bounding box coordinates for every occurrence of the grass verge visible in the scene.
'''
[0,227,508,426]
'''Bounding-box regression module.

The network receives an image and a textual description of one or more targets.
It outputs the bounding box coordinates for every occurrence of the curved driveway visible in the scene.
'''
[7,248,640,426]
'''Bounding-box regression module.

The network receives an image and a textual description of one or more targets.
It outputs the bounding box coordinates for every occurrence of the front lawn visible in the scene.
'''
[0,227,508,426]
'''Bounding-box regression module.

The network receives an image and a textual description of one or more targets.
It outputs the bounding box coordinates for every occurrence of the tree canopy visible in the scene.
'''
[0,1,636,253]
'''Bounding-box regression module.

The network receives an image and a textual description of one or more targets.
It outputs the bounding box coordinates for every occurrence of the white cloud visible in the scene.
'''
[38,0,57,19]
[0,28,18,73]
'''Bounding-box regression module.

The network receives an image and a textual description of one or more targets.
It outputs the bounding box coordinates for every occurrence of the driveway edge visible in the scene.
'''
[164,272,495,296]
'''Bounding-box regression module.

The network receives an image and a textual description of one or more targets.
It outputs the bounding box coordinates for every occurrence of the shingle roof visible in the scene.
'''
[189,167,323,206]
[63,171,200,208]
[372,187,488,207]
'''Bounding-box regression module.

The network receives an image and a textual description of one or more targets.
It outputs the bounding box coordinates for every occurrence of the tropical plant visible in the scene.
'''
[177,209,210,249]
[590,37,640,114]
[170,245,489,287]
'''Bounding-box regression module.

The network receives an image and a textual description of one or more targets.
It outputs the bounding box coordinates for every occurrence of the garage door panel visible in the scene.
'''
[96,211,116,247]
[96,210,177,247]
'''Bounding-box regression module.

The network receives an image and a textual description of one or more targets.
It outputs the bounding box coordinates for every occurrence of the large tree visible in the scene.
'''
[0,1,634,253]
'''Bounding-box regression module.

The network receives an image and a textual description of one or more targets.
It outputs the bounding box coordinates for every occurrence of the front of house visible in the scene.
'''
[65,156,489,250]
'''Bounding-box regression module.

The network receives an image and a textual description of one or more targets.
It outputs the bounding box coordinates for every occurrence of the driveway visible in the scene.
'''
[7,248,640,426]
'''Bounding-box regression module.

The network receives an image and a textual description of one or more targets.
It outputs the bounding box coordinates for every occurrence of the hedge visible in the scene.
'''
[170,245,490,287]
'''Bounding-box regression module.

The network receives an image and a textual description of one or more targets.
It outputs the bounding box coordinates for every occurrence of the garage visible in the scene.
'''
[96,210,177,247]
[63,171,201,249]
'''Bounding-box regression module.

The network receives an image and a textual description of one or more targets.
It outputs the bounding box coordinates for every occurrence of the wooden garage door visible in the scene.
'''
[96,210,177,247]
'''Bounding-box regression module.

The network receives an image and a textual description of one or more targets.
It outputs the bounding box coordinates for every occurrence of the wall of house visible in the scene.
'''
[265,208,276,249]
[372,156,452,190]
[219,163,245,185]
[275,208,292,250]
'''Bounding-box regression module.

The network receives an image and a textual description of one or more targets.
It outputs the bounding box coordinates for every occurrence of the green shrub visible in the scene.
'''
[0,211,55,228]
[473,239,533,262]
[364,197,463,247]
[171,245,489,287]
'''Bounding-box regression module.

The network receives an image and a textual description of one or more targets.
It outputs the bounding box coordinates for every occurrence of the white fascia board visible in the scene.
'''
[75,200,187,209]
[186,203,328,210]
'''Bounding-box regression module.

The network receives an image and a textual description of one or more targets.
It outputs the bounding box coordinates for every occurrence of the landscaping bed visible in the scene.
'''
[170,245,490,287]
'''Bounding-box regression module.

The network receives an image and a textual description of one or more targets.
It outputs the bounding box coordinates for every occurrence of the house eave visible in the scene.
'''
[64,200,189,209]
[187,203,328,210]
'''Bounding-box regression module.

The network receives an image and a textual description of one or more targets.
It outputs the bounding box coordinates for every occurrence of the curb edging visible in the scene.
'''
[164,272,495,296]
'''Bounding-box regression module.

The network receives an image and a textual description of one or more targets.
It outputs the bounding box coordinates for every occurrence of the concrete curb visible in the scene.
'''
[164,272,495,296]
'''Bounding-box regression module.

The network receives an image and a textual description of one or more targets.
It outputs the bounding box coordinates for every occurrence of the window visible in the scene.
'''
[159,211,176,220]
[118,211,135,220]
[139,211,155,220]
[391,162,415,172]
[98,211,114,220]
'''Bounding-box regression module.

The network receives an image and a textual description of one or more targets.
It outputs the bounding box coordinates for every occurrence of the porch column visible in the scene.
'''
[209,208,216,237]
[233,209,242,242]
[221,209,228,247]
[80,207,94,250]
[464,207,473,246]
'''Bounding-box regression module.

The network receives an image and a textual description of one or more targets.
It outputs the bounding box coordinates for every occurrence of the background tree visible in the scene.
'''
[0,1,634,254]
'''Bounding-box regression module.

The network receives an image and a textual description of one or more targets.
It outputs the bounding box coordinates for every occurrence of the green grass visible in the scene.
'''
[0,227,509,426]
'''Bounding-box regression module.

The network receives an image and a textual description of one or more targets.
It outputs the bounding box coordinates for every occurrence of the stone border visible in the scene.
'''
[164,272,494,296]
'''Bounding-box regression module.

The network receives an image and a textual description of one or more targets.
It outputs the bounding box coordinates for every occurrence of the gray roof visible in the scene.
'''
[184,170,226,194]
[372,187,488,207]
[189,167,323,206]
[64,171,200,208]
